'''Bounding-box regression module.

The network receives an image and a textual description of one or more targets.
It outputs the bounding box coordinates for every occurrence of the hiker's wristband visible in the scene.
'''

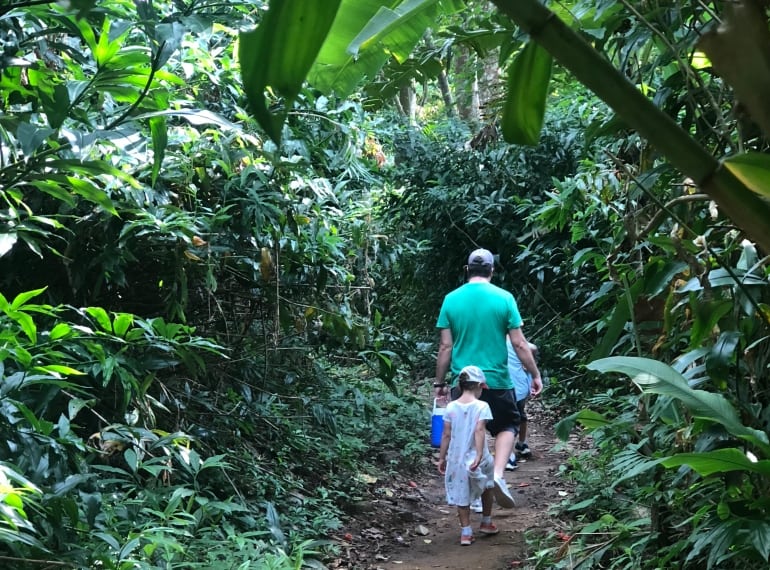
[433,382,446,388]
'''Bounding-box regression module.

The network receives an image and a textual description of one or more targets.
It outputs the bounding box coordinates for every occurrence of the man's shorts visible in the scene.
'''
[516,396,529,423]
[451,386,520,437]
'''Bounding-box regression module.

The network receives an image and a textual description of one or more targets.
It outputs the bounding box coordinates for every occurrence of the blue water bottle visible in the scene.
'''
[431,399,446,447]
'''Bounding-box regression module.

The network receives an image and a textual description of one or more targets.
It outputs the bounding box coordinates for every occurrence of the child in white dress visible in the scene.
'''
[437,365,499,545]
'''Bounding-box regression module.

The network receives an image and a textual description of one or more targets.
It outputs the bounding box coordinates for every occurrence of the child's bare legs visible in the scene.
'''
[457,505,471,528]
[518,419,528,444]
[481,488,494,516]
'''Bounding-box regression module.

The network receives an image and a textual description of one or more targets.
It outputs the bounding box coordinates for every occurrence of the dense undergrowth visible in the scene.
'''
[0,287,431,568]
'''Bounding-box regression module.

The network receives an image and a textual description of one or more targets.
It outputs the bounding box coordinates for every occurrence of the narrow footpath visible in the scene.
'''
[332,404,577,570]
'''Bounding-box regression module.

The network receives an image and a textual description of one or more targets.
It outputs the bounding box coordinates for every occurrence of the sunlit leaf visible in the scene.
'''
[49,323,72,340]
[10,288,46,311]
[112,313,133,338]
[661,448,770,476]
[66,177,117,215]
[86,307,112,332]
[309,0,461,97]
[723,152,770,198]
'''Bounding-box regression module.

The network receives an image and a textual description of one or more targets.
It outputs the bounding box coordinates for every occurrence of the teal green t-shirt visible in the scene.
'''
[436,281,523,389]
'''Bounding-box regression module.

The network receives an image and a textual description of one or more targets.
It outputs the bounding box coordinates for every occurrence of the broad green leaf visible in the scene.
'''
[34,364,85,376]
[589,291,631,361]
[9,311,37,343]
[66,177,117,215]
[124,448,138,473]
[308,0,394,96]
[589,357,770,454]
[45,160,142,189]
[311,0,462,97]
[94,18,128,67]
[748,523,770,561]
[49,323,72,340]
[27,180,75,205]
[112,313,133,338]
[643,260,688,298]
[239,0,344,143]
[723,152,770,198]
[10,288,46,311]
[149,116,167,188]
[502,41,553,145]
[155,22,185,69]
[706,331,740,383]
[86,307,112,332]
[690,299,732,347]
[74,17,98,59]
[661,448,770,476]
[348,0,444,64]
[677,268,767,292]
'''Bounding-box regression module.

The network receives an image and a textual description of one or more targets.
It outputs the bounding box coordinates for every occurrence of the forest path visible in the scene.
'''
[333,403,577,570]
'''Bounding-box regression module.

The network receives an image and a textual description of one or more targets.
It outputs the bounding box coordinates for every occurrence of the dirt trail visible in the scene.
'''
[333,405,575,570]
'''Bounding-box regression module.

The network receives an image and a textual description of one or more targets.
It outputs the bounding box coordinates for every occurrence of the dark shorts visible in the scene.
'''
[516,396,529,423]
[451,386,520,437]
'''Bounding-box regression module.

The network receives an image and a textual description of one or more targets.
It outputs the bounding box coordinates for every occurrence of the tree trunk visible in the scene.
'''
[437,68,456,117]
[398,81,417,124]
[453,46,480,123]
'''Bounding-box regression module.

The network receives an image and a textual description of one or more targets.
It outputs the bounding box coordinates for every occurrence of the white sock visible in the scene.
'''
[461,525,472,535]
[482,516,492,524]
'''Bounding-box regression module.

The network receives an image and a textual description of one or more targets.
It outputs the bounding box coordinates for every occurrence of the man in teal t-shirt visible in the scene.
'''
[434,248,542,509]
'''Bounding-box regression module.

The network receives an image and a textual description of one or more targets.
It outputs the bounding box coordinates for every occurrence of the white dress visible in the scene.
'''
[443,399,495,507]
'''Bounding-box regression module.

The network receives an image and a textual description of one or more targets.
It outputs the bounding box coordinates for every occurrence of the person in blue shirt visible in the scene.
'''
[505,339,538,471]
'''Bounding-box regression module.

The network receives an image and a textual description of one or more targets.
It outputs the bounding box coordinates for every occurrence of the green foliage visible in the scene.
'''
[502,41,552,145]
[239,0,343,143]
[4,0,770,568]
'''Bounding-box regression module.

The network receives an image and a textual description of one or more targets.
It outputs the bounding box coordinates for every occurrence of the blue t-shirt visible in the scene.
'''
[507,338,531,401]
[436,281,523,389]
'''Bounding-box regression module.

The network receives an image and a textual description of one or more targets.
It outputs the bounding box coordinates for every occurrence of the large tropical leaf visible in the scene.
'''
[589,357,770,455]
[661,448,770,477]
[501,40,553,145]
[308,0,462,97]
[239,0,343,143]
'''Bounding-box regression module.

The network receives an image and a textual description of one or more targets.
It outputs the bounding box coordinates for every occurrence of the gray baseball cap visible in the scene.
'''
[467,248,494,267]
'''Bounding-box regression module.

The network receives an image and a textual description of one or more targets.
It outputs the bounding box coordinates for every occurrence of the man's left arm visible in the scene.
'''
[508,328,543,396]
